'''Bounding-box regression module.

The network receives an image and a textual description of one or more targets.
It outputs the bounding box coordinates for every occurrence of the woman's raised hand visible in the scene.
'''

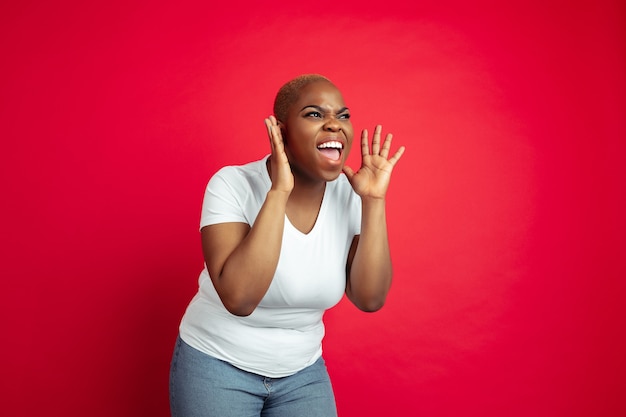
[343,125,405,200]
[264,116,294,194]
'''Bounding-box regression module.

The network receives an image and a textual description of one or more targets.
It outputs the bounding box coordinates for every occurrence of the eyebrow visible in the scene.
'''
[300,105,350,114]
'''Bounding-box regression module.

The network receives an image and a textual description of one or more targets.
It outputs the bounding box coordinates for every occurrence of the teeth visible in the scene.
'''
[317,141,343,149]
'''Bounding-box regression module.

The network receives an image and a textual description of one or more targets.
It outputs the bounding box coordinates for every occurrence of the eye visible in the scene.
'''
[338,112,351,120]
[305,111,322,118]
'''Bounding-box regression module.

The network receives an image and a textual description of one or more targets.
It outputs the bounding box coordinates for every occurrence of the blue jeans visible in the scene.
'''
[169,336,338,417]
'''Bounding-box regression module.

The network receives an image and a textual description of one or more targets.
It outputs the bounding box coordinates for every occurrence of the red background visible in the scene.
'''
[2,1,625,416]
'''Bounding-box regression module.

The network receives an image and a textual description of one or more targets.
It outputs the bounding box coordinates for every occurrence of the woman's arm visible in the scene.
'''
[345,199,392,311]
[202,116,293,317]
[343,125,405,312]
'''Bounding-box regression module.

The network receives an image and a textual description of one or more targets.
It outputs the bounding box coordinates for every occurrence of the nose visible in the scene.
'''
[323,117,341,132]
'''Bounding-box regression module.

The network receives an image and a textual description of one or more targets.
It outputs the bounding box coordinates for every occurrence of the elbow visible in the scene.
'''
[355,298,386,313]
[347,273,392,313]
[349,289,388,312]
[212,277,261,316]
[225,305,256,317]
[219,295,259,317]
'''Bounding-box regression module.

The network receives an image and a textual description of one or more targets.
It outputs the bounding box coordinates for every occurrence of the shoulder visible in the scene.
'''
[214,157,268,181]
[327,174,357,197]
[209,156,270,192]
[200,157,270,226]
[323,174,361,233]
[326,174,361,207]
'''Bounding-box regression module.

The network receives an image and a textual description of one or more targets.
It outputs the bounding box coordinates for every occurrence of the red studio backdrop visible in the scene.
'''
[1,1,625,416]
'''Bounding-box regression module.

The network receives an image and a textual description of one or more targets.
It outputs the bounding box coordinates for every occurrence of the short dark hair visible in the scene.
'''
[273,74,333,123]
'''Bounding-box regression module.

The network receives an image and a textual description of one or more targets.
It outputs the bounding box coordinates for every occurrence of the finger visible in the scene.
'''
[264,118,275,150]
[271,116,285,145]
[265,116,283,151]
[387,146,406,167]
[380,133,393,159]
[361,129,370,157]
[342,165,355,180]
[371,125,382,155]
[264,117,273,135]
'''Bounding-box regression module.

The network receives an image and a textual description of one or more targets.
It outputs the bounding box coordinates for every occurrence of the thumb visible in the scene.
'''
[342,165,355,181]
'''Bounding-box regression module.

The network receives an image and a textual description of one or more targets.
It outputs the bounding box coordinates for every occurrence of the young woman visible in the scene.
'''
[170,74,405,417]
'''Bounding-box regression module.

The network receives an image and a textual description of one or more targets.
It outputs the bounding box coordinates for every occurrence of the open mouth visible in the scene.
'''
[317,141,343,161]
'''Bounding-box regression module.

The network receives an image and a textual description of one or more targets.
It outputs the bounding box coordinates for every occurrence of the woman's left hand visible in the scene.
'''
[343,125,405,199]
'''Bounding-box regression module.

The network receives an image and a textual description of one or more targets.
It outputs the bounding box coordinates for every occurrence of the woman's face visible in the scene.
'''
[281,80,354,183]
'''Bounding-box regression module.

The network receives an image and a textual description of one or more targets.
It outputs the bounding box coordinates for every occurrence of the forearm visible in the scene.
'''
[216,190,289,315]
[347,197,393,312]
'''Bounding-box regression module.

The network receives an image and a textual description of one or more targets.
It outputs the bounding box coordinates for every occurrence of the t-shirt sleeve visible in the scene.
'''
[200,168,249,230]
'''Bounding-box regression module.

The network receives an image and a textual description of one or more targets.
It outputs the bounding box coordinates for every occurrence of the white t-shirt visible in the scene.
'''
[179,156,362,377]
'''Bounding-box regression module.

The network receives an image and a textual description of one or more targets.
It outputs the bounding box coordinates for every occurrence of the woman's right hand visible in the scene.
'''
[264,115,294,194]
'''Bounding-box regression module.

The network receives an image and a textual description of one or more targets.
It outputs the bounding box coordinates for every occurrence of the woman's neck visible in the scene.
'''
[289,175,326,205]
